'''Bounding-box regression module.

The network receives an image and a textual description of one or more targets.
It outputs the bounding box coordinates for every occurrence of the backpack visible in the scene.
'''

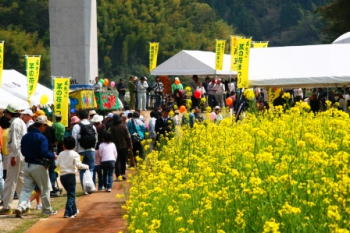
[79,123,97,149]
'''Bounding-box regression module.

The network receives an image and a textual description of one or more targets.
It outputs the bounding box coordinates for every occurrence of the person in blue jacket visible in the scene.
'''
[127,112,145,159]
[15,115,57,218]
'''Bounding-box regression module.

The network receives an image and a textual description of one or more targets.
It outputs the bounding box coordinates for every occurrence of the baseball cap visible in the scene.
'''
[35,115,49,125]
[91,114,103,123]
[89,110,97,116]
[21,109,34,116]
[106,113,114,118]
[34,110,46,117]
[5,104,20,113]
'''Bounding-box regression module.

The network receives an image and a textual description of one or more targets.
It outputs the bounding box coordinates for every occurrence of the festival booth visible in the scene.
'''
[1,69,53,107]
[69,84,122,113]
[151,50,237,76]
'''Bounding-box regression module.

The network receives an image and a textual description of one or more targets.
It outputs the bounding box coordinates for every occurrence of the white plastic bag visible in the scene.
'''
[82,170,96,193]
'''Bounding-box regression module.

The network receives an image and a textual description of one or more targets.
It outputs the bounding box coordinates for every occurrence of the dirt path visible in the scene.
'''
[25,181,128,233]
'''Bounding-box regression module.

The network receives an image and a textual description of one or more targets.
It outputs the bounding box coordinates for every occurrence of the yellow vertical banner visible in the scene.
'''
[268,88,282,107]
[54,77,70,127]
[26,55,41,102]
[0,41,4,87]
[252,41,269,48]
[237,38,251,89]
[230,36,240,71]
[215,39,226,71]
[149,42,159,72]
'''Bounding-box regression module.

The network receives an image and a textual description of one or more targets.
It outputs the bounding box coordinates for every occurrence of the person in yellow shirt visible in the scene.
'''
[0,115,11,205]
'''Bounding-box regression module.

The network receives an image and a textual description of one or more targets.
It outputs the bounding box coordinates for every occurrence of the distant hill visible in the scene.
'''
[0,0,335,84]
[201,0,331,46]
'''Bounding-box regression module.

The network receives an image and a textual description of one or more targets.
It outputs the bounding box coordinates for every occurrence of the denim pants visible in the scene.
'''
[79,151,95,192]
[17,163,52,213]
[101,161,115,189]
[0,154,4,200]
[93,165,103,190]
[60,174,77,217]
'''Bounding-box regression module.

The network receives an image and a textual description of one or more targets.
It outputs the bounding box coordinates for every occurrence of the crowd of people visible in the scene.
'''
[1,74,349,220]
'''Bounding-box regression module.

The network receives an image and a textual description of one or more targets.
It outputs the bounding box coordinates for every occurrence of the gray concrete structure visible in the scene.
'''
[49,0,98,85]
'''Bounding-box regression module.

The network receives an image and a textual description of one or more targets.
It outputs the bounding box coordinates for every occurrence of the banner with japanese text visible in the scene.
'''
[149,42,159,72]
[230,36,240,71]
[26,55,41,102]
[0,41,4,87]
[215,39,226,71]
[237,38,251,89]
[54,77,70,127]
[252,41,269,48]
[268,88,282,107]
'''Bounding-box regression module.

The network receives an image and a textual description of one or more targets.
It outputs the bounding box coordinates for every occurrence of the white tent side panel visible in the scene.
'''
[249,44,350,87]
[1,69,53,106]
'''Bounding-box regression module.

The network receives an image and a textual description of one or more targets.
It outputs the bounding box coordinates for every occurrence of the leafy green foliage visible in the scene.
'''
[319,0,350,42]
[200,0,330,46]
[97,0,233,79]
[0,0,336,86]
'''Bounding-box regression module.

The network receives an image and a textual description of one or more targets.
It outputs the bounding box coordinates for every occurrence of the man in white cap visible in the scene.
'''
[0,104,27,215]
[15,115,56,217]
[21,109,34,128]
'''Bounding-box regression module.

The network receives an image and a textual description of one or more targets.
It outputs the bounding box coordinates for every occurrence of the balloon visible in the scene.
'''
[40,94,49,105]
[99,79,104,84]
[179,105,186,113]
[104,79,109,87]
[194,89,201,99]
[175,80,180,85]
[110,81,116,88]
[226,97,233,106]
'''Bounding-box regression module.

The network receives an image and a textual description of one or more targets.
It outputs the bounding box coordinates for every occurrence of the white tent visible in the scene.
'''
[1,69,53,107]
[249,43,350,87]
[333,32,350,44]
[151,50,236,76]
[0,89,29,109]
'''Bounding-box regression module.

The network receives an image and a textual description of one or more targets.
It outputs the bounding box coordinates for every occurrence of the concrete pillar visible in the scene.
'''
[49,0,98,85]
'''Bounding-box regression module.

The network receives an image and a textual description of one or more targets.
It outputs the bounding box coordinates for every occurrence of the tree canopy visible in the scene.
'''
[0,0,336,85]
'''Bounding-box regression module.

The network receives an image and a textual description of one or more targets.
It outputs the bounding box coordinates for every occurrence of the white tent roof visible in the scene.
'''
[1,69,53,106]
[0,89,29,109]
[332,32,350,44]
[249,43,350,87]
[151,50,236,76]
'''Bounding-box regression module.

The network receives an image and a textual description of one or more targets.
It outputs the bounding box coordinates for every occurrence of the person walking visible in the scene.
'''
[72,110,97,194]
[56,136,89,218]
[128,76,137,110]
[15,115,57,217]
[109,115,132,180]
[0,104,27,215]
[153,76,164,109]
[97,132,117,192]
[117,79,127,106]
[137,76,149,111]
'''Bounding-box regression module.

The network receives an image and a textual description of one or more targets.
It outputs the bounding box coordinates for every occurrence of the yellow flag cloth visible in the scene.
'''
[149,42,159,72]
[54,77,70,127]
[26,56,41,102]
[215,39,226,71]
[237,38,251,88]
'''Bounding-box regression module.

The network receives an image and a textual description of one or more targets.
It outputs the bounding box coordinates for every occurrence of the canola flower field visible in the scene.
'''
[124,104,350,233]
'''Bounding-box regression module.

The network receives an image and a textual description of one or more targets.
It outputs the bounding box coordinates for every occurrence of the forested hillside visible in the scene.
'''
[0,0,343,86]
[201,0,331,46]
